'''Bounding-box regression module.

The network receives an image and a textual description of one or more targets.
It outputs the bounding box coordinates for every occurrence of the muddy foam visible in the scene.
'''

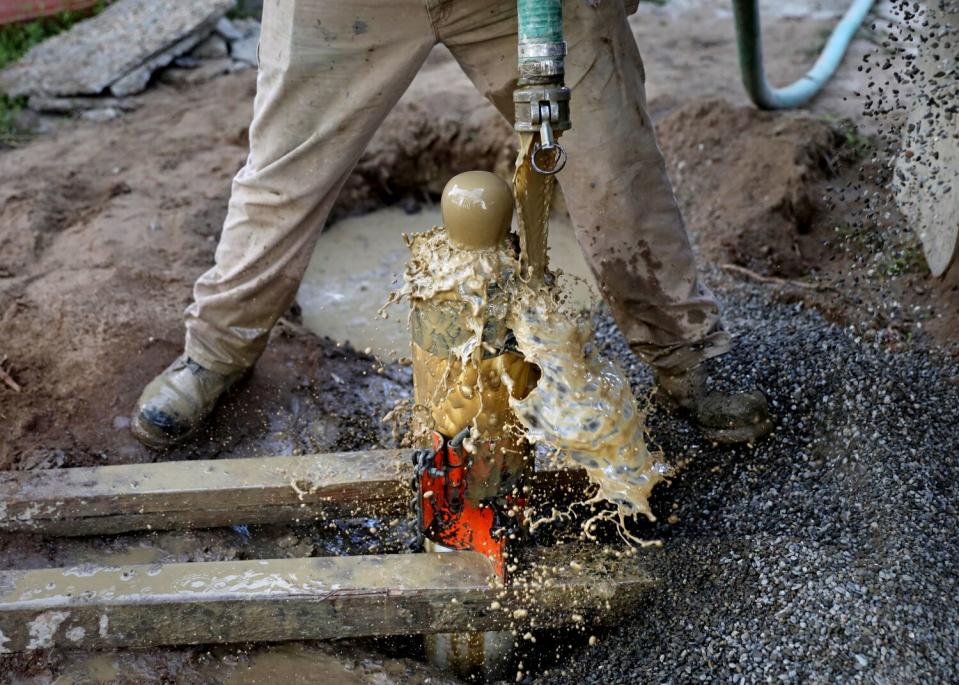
[389,225,667,526]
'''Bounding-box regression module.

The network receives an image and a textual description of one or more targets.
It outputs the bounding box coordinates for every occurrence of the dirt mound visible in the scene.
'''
[656,98,846,276]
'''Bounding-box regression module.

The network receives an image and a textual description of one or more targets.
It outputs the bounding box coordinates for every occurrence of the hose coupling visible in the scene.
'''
[518,40,567,82]
[513,85,571,175]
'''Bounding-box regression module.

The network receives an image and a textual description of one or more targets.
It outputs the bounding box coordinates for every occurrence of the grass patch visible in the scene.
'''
[0,4,105,70]
[0,94,25,144]
[833,223,928,278]
[880,244,925,277]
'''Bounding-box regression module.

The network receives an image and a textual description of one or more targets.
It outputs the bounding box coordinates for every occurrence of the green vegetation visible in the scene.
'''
[0,94,24,143]
[227,1,262,20]
[0,5,104,70]
[0,4,105,143]
[833,223,927,278]
[880,244,925,277]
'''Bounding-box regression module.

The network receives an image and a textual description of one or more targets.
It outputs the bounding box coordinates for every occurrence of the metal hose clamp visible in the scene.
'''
[531,105,567,175]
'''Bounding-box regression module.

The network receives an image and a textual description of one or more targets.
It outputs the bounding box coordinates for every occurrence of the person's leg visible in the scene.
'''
[186,0,436,374]
[440,0,726,371]
[133,0,436,448]
[441,0,770,442]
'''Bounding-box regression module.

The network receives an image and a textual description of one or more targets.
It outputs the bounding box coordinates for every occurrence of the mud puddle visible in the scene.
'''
[297,204,596,360]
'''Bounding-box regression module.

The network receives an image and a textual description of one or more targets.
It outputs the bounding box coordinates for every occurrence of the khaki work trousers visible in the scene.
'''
[185,0,730,375]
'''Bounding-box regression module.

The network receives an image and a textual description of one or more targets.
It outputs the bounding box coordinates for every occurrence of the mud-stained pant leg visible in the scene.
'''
[440,0,730,373]
[185,0,436,374]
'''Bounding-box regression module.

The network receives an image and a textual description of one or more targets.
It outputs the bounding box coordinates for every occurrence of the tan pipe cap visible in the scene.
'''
[441,171,513,249]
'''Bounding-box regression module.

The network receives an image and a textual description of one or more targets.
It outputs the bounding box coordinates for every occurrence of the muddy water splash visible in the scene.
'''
[506,285,667,522]
[387,226,667,526]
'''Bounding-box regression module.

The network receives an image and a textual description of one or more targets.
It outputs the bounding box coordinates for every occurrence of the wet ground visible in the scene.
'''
[298,205,594,360]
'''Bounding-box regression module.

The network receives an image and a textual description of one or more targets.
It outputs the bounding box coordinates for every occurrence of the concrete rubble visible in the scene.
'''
[0,0,262,115]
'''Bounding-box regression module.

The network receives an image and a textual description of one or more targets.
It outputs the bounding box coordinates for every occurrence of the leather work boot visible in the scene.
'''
[654,362,773,444]
[131,356,246,449]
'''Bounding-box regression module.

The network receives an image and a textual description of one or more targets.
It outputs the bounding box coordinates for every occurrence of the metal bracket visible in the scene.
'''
[513,85,571,175]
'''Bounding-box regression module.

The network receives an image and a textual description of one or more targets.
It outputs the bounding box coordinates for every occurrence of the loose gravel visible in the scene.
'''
[539,274,959,685]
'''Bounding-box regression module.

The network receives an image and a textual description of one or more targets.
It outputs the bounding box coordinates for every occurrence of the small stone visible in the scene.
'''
[159,58,235,86]
[191,34,229,59]
[230,34,260,66]
[215,17,244,42]
[80,107,121,122]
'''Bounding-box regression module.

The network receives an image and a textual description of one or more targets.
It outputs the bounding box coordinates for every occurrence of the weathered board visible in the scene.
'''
[0,450,409,536]
[0,451,591,536]
[0,550,654,652]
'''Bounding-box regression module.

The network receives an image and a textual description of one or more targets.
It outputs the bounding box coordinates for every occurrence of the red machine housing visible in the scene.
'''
[413,430,526,581]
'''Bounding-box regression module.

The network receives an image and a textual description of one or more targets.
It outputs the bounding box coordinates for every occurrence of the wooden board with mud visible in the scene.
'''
[0,449,591,536]
[0,549,654,652]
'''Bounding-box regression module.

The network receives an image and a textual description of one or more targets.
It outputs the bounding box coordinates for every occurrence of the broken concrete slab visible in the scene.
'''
[159,58,243,87]
[27,95,141,114]
[0,0,235,99]
[108,27,217,97]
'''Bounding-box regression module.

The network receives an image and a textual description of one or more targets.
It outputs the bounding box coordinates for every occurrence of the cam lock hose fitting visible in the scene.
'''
[514,0,571,175]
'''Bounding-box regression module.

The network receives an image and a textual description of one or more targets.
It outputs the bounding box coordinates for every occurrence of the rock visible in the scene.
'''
[229,22,261,66]
[214,16,244,42]
[191,34,229,60]
[230,18,261,37]
[80,107,122,122]
[109,29,220,97]
[0,0,236,99]
[10,108,55,136]
[230,35,259,66]
[27,95,140,114]
[158,58,238,87]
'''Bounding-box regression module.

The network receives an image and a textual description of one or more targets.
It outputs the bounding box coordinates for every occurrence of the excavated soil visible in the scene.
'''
[1,2,958,683]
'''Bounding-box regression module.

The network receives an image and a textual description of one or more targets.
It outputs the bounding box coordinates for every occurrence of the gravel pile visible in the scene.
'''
[540,275,959,684]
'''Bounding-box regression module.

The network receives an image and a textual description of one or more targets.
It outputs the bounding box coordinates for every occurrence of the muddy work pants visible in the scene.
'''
[185,0,730,375]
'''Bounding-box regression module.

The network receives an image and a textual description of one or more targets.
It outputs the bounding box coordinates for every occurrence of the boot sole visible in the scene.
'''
[130,413,196,451]
[129,368,252,450]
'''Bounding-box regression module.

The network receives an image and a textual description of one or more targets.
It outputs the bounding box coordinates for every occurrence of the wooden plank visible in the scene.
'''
[0,451,590,536]
[0,450,409,536]
[0,549,654,652]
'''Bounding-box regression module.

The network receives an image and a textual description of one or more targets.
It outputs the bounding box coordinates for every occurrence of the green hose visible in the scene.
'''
[517,0,565,83]
[732,0,875,110]
[518,0,564,45]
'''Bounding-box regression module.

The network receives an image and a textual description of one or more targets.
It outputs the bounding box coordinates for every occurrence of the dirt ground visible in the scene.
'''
[1,1,957,683]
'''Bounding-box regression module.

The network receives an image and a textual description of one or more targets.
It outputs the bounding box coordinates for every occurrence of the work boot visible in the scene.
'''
[131,356,246,449]
[654,361,773,444]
